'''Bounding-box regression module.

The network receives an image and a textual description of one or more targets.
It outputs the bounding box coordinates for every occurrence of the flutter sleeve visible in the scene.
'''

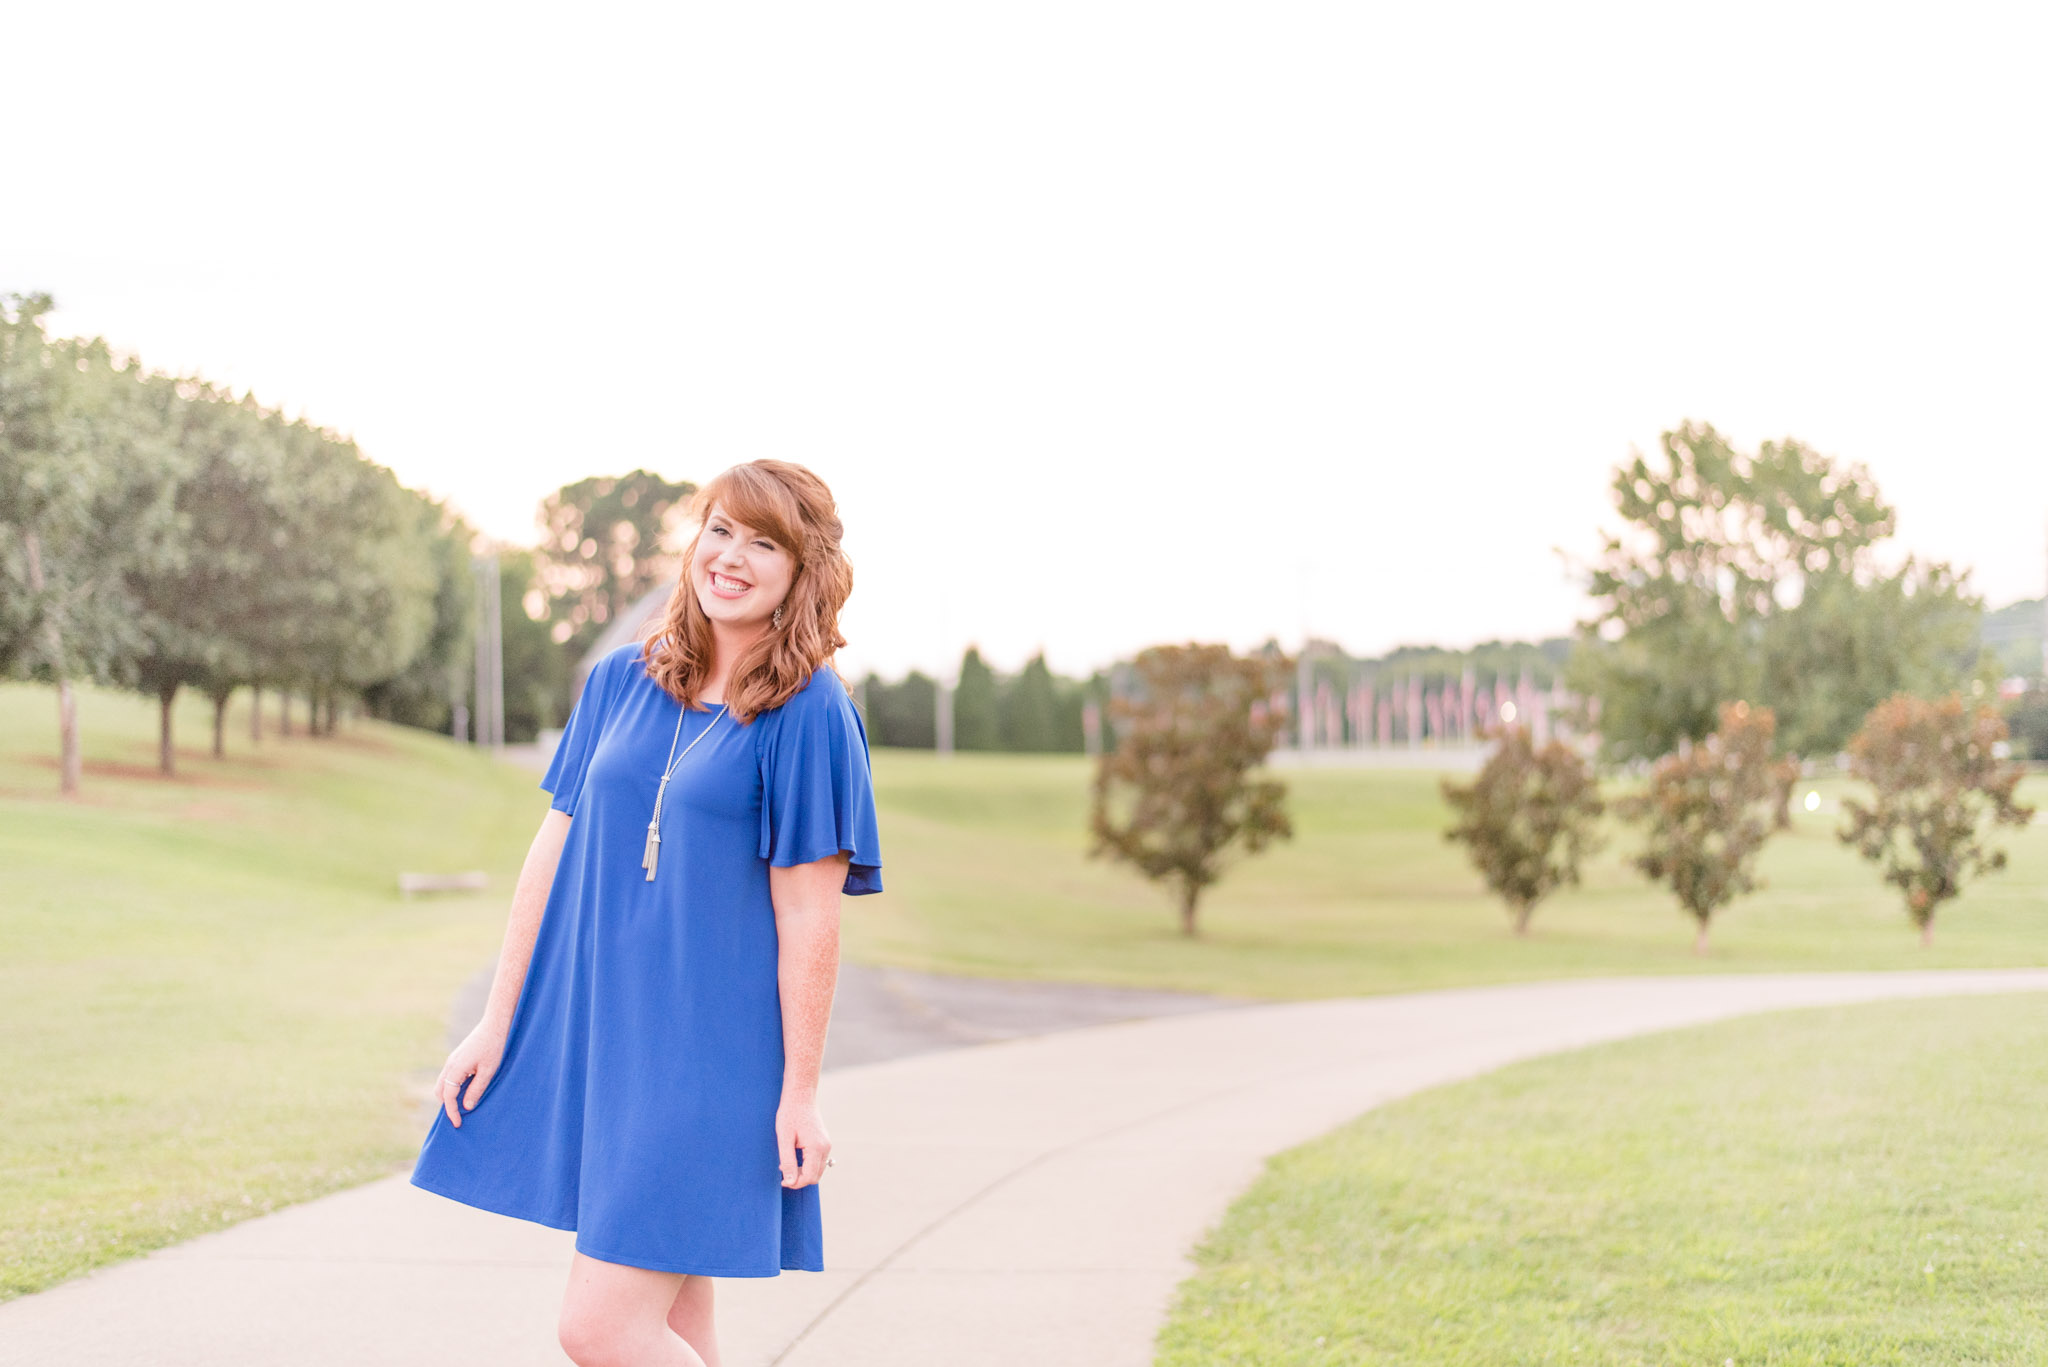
[540,648,622,816]
[758,671,884,895]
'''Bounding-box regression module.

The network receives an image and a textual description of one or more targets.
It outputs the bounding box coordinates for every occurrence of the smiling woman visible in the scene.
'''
[409,460,881,1367]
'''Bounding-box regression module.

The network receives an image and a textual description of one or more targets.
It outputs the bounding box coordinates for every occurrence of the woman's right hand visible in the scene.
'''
[436,1020,508,1128]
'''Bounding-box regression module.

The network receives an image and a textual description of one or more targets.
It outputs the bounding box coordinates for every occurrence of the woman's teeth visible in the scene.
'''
[712,573,750,592]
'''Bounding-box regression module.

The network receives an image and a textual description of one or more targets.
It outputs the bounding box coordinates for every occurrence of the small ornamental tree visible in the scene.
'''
[1442,726,1605,935]
[1090,643,1292,936]
[1621,700,1784,953]
[1839,694,2035,948]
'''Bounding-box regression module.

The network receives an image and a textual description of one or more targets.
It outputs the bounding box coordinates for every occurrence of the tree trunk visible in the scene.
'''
[250,684,262,743]
[23,529,81,797]
[280,690,292,738]
[1920,921,1934,950]
[56,677,80,796]
[1513,904,1533,936]
[212,692,228,759]
[1178,884,1200,938]
[158,683,179,777]
[1693,921,1711,955]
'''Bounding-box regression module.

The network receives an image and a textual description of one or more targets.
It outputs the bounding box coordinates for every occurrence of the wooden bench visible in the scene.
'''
[397,871,490,899]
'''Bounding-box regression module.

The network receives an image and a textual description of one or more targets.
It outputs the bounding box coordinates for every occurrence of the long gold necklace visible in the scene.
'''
[642,702,728,881]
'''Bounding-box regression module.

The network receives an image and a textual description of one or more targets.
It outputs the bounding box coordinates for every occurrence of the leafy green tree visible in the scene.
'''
[279,420,438,728]
[1442,727,1605,935]
[953,646,1000,750]
[861,670,937,748]
[122,377,301,772]
[497,548,570,742]
[536,470,696,656]
[0,297,184,792]
[1620,700,1788,953]
[1090,643,1292,936]
[1001,652,1061,752]
[2007,686,2048,762]
[1839,694,2035,948]
[1572,421,1979,763]
[361,504,479,736]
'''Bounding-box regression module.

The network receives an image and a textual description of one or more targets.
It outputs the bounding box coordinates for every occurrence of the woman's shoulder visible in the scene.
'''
[595,640,654,686]
[755,663,858,735]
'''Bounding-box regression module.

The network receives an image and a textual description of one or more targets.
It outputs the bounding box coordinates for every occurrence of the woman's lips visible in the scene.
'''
[708,571,752,598]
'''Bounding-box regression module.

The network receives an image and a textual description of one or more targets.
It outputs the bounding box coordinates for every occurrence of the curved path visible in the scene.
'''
[5,969,2047,1366]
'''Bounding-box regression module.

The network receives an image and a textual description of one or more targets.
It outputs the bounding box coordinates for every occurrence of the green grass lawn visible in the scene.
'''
[0,683,541,1300]
[1156,991,2048,1365]
[851,751,2048,998]
[3,692,2042,1304]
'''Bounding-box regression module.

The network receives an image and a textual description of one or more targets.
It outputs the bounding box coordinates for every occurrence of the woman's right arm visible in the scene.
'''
[435,807,573,1128]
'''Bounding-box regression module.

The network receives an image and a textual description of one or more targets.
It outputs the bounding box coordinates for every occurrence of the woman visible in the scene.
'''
[410,460,881,1367]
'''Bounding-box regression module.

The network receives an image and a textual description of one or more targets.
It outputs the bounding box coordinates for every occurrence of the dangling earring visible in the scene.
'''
[772,605,785,629]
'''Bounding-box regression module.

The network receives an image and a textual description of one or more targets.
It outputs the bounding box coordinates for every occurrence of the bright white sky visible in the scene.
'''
[6,3,2045,679]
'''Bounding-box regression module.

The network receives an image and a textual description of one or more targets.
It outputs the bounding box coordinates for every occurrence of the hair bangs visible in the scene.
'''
[693,465,806,556]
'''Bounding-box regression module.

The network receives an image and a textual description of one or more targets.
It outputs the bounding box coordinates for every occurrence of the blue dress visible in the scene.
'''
[410,642,883,1276]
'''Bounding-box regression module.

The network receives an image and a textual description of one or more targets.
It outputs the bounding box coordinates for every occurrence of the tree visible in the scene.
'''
[536,471,696,656]
[1572,421,1979,763]
[1442,727,1605,935]
[123,377,284,772]
[360,504,479,737]
[0,297,184,793]
[1000,652,1062,752]
[260,419,437,731]
[861,670,938,748]
[1838,694,2035,948]
[496,548,572,742]
[952,647,1000,751]
[1620,700,1787,953]
[1089,643,1292,936]
[2007,686,2048,763]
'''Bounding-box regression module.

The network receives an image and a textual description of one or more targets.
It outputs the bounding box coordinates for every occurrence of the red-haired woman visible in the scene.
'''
[411,460,882,1367]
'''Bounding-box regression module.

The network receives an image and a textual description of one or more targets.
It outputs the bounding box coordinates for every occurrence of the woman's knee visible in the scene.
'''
[557,1302,643,1367]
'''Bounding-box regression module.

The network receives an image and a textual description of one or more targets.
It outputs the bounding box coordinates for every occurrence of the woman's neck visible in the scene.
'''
[702,619,768,703]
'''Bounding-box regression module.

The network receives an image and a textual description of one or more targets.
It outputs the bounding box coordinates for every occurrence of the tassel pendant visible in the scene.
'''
[643,824,661,880]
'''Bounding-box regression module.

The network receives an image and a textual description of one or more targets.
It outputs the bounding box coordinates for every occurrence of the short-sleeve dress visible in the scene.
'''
[409,641,883,1276]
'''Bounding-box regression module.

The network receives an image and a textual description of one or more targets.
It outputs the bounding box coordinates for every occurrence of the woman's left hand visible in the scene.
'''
[776,1091,833,1189]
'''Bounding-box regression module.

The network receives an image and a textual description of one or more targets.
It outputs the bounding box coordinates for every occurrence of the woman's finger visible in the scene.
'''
[791,1133,832,1189]
[778,1123,799,1188]
[441,1064,470,1128]
[462,1062,494,1112]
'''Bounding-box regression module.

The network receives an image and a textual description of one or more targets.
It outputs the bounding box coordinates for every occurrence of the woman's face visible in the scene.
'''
[690,503,797,636]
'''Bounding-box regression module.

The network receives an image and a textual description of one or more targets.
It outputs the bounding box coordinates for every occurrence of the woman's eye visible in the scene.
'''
[753,540,776,552]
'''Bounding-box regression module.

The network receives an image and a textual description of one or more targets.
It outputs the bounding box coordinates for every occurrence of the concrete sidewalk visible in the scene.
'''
[7,969,2048,1366]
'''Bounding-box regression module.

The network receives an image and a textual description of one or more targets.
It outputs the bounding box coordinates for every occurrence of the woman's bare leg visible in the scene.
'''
[667,1276,721,1367]
[558,1251,704,1367]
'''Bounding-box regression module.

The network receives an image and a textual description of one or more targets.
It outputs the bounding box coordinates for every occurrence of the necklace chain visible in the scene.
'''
[642,703,728,881]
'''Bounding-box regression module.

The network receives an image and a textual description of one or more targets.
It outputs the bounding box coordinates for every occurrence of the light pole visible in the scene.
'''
[472,552,504,751]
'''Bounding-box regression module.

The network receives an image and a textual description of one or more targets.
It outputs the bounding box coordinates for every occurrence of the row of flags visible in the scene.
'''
[1296,670,1575,749]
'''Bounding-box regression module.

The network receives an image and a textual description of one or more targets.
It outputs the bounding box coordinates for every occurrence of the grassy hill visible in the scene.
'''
[0,683,541,1300]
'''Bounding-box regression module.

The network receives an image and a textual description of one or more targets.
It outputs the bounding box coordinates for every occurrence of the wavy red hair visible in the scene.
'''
[642,460,853,722]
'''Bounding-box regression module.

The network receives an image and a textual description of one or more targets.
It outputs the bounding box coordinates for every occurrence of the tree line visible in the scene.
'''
[860,648,1100,752]
[0,294,481,791]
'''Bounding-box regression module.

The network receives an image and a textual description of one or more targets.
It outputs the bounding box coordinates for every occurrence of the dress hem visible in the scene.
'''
[408,1169,817,1278]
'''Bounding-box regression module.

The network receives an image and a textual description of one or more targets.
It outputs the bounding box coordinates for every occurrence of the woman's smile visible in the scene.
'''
[708,571,752,598]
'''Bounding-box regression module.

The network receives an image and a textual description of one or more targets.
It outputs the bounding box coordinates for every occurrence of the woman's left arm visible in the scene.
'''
[770,852,848,1189]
